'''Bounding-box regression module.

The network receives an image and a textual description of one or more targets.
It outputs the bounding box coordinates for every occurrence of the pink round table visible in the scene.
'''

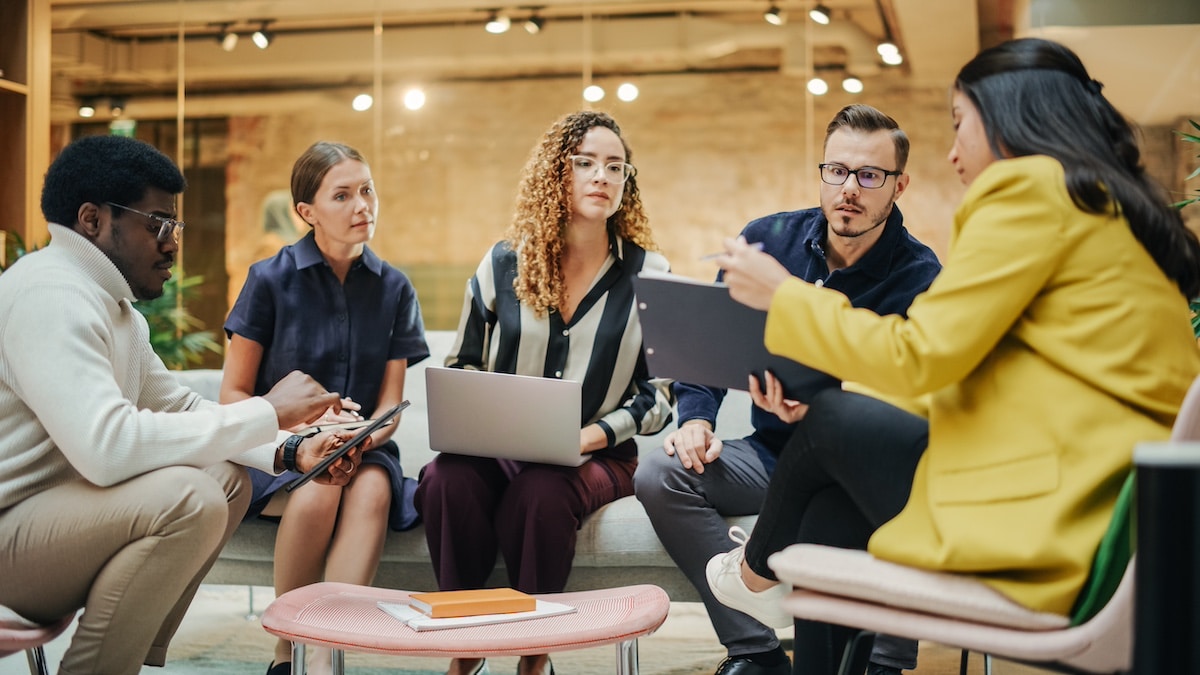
[261,582,670,675]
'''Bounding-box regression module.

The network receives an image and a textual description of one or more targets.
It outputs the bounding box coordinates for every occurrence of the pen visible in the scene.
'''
[699,241,764,261]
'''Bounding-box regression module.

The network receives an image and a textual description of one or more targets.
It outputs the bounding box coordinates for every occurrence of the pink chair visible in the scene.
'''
[261,582,670,675]
[766,374,1200,675]
[0,608,74,675]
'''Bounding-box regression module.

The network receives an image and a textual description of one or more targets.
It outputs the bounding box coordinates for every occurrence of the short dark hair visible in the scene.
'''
[824,104,910,172]
[40,135,186,227]
[290,141,367,220]
[956,37,1200,298]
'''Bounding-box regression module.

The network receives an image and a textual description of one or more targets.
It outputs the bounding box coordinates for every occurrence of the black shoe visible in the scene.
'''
[714,656,791,675]
[866,665,903,675]
[265,662,292,675]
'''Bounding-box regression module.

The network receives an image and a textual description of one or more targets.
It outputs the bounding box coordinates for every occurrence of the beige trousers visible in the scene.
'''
[0,462,250,675]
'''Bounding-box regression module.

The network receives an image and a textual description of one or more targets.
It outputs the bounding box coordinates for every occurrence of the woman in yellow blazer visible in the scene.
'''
[708,37,1200,675]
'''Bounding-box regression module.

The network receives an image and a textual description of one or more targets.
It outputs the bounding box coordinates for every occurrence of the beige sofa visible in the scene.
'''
[175,330,756,601]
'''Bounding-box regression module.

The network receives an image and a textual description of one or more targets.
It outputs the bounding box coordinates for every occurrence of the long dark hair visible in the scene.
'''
[955,38,1200,299]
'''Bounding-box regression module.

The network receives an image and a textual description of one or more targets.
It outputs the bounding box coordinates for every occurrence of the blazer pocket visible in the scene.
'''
[931,451,1059,505]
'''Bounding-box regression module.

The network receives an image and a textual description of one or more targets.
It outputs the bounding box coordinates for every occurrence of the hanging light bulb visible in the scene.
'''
[809,4,831,24]
[806,78,829,96]
[524,13,544,34]
[78,99,96,118]
[842,77,864,94]
[764,5,785,26]
[876,42,899,58]
[352,93,373,111]
[251,21,273,49]
[403,88,427,111]
[617,82,639,102]
[485,11,512,34]
[881,51,904,66]
[583,85,605,102]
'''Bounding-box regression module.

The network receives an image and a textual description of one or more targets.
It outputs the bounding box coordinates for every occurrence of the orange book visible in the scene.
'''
[407,588,536,618]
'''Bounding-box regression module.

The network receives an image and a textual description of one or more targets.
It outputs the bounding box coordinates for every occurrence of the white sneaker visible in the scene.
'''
[705,526,791,628]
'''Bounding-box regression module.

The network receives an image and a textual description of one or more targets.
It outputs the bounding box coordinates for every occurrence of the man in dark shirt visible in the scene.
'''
[635,104,941,675]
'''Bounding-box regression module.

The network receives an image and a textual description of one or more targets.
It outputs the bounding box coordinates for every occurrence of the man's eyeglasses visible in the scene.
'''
[106,202,186,242]
[818,164,902,190]
[568,155,636,184]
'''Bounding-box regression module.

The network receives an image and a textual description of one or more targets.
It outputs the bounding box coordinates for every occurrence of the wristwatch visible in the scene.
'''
[281,434,305,473]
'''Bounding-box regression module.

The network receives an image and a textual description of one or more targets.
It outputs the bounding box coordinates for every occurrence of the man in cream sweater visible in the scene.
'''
[0,135,364,674]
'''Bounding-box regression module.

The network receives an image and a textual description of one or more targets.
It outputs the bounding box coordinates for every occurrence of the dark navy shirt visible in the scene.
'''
[674,205,941,469]
[224,231,429,416]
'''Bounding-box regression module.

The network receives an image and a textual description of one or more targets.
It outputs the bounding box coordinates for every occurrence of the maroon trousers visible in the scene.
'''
[414,440,637,593]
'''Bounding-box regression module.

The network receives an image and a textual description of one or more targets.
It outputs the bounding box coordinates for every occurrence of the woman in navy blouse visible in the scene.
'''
[222,141,429,675]
[415,111,673,675]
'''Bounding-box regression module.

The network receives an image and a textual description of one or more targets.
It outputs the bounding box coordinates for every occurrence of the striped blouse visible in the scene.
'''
[446,234,674,451]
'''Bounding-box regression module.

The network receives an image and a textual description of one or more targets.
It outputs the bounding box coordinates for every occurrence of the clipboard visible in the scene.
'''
[284,401,410,492]
[633,271,838,402]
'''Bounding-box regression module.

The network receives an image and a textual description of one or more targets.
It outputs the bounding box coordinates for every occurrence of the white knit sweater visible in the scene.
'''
[0,224,282,510]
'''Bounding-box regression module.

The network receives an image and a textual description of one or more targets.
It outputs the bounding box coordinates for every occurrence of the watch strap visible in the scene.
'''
[282,434,304,473]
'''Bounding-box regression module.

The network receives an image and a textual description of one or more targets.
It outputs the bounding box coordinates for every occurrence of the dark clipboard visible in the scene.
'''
[284,401,410,492]
[633,272,839,402]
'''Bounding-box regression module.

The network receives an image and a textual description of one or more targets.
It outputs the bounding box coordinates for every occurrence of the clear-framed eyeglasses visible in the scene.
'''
[818,164,902,190]
[568,155,636,184]
[106,202,186,242]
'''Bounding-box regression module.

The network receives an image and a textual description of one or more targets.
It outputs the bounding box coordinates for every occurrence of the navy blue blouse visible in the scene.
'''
[225,231,429,415]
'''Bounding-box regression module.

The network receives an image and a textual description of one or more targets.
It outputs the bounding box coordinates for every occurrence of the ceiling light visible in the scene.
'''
[485,11,511,34]
[109,97,126,117]
[524,13,544,34]
[215,23,238,52]
[251,21,273,49]
[404,88,427,111]
[876,41,899,57]
[764,5,785,26]
[881,51,904,66]
[352,93,373,112]
[842,77,864,94]
[806,78,829,96]
[617,82,639,102]
[809,3,831,24]
[583,85,605,103]
[78,99,96,118]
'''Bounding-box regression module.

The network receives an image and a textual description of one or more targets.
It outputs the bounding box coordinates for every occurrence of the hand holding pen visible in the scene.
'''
[708,236,793,311]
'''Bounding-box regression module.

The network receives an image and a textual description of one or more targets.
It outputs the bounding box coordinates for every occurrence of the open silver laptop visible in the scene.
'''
[425,367,589,467]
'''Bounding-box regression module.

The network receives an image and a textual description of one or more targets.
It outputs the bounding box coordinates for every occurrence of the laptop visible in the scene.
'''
[633,270,839,402]
[425,367,589,467]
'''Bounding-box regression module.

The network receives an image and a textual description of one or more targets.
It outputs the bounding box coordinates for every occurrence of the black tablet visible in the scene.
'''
[634,272,839,402]
[284,401,410,492]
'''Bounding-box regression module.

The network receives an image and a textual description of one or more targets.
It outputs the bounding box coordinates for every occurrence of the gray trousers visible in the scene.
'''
[635,437,782,658]
[635,431,918,669]
[0,462,250,675]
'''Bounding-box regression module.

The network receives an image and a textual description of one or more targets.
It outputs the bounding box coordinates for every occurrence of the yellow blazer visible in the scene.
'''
[764,155,1200,614]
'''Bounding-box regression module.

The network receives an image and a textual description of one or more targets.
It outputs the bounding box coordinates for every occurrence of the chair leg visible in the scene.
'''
[331,647,345,675]
[983,653,992,675]
[959,648,969,675]
[292,641,308,675]
[615,638,639,675]
[25,646,51,675]
[836,631,876,675]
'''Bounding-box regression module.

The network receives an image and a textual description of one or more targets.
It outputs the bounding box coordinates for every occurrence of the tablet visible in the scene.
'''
[284,401,411,492]
[633,271,839,402]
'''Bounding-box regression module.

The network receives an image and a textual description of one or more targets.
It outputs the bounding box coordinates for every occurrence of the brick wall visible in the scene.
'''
[222,71,1196,329]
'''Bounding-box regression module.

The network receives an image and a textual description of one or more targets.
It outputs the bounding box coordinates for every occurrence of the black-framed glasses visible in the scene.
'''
[106,202,186,242]
[568,155,636,184]
[818,164,901,190]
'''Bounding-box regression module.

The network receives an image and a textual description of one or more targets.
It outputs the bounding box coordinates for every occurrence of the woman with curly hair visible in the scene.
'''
[415,110,673,675]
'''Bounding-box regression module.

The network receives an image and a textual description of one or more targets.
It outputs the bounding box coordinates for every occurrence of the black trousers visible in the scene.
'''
[744,388,930,675]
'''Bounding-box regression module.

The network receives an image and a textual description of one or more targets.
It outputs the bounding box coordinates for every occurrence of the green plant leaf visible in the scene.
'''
[134,267,224,369]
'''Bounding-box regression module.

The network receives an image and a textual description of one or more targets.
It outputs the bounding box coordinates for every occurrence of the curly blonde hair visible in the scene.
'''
[505,110,656,316]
